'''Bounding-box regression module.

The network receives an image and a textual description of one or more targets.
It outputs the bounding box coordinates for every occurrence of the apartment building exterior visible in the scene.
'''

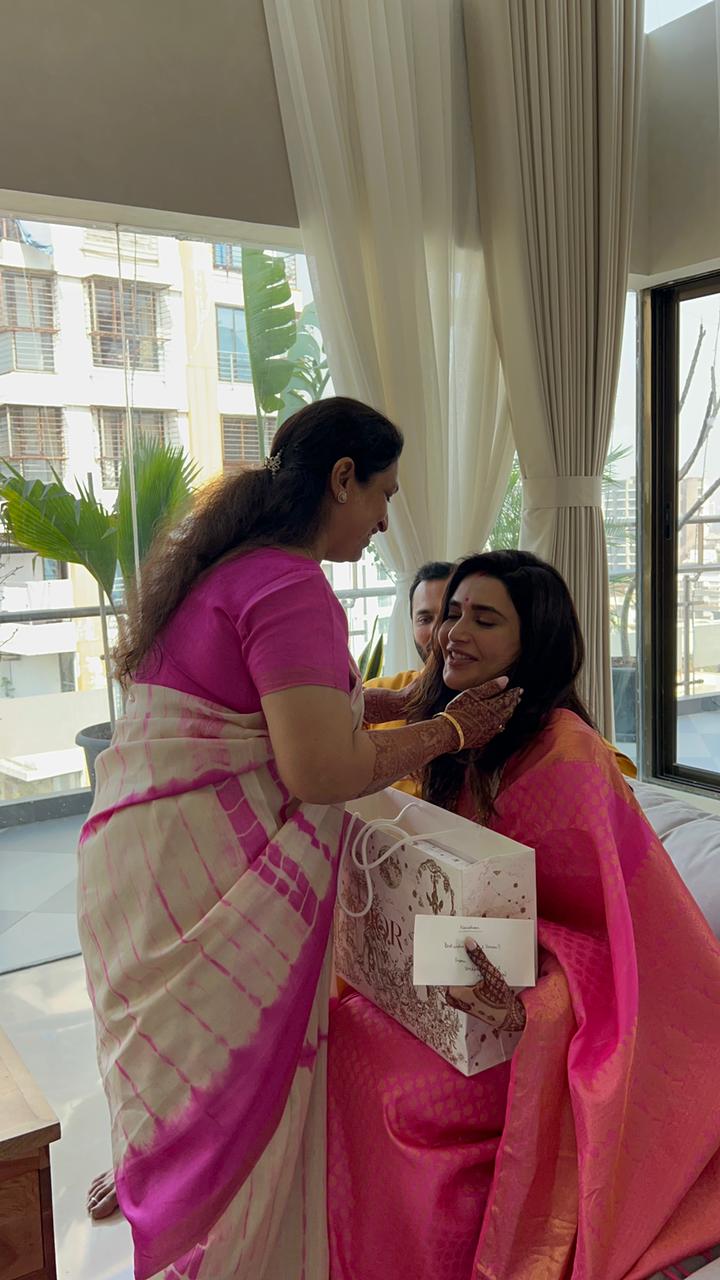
[0,218,393,804]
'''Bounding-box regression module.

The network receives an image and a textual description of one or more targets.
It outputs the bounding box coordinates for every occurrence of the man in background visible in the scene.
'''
[366,560,452,704]
[362,563,452,758]
[407,560,454,662]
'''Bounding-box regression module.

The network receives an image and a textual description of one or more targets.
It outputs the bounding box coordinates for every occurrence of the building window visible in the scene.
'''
[42,558,66,580]
[95,407,179,488]
[0,405,65,482]
[213,245,298,288]
[216,306,251,382]
[0,219,22,243]
[213,243,243,273]
[58,653,76,693]
[221,415,268,470]
[268,250,298,289]
[86,277,165,371]
[0,270,56,373]
[651,273,720,789]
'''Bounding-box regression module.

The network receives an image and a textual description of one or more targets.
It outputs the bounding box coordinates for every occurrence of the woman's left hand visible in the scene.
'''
[445,938,526,1032]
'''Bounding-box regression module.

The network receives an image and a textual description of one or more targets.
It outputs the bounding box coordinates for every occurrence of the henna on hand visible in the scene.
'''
[362,683,414,727]
[358,715,459,796]
[444,683,522,751]
[445,938,527,1032]
[357,680,522,798]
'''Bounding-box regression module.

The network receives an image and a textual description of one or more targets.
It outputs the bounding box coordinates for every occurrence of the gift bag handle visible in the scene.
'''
[337,803,460,918]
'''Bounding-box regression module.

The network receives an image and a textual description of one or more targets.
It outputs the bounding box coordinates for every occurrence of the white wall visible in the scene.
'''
[0,0,297,230]
[0,688,108,754]
[2,1,718,282]
[0,654,61,698]
[631,3,720,278]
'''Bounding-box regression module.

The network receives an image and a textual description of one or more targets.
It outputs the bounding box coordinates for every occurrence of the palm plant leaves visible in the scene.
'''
[0,469,118,602]
[0,436,199,608]
[116,435,199,586]
[241,248,297,413]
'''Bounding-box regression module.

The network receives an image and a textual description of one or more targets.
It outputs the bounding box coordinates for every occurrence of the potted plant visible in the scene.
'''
[0,435,198,789]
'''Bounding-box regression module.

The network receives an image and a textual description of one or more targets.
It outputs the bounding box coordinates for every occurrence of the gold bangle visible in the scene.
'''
[435,710,465,752]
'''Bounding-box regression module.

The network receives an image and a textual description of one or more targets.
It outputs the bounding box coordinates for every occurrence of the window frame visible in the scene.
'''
[0,218,22,243]
[0,404,66,481]
[86,275,165,372]
[0,197,302,827]
[213,242,243,273]
[0,269,56,373]
[216,304,251,383]
[650,271,720,793]
[221,414,268,470]
[94,406,178,488]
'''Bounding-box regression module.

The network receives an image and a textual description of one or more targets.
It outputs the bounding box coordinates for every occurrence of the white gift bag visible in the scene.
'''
[334,788,536,1077]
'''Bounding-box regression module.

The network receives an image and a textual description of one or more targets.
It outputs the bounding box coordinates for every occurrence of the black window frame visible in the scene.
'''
[650,271,720,793]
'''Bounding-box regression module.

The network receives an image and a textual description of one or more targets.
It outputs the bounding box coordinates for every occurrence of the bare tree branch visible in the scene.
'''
[680,472,720,527]
[678,374,717,480]
[679,321,706,413]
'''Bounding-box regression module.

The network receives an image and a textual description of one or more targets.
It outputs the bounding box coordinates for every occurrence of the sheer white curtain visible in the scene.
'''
[264,0,513,672]
[464,0,644,734]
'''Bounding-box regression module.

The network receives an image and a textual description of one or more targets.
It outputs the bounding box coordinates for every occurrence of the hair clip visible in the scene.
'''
[265,451,282,476]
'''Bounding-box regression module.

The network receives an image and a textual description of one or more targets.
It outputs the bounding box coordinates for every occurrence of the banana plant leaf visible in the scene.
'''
[277,302,331,427]
[363,633,384,681]
[357,618,385,681]
[116,435,199,587]
[0,468,118,602]
[241,248,298,414]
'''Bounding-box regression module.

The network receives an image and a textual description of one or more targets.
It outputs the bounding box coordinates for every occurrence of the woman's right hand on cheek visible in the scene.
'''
[445,678,522,751]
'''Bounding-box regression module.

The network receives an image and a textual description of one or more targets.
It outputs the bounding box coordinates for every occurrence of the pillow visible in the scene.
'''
[631,781,720,938]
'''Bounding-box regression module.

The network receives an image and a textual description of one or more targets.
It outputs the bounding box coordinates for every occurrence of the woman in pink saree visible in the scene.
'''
[78,400,519,1280]
[329,551,720,1280]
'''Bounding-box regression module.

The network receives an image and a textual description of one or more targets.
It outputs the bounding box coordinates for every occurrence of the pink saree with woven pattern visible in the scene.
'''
[328,711,720,1280]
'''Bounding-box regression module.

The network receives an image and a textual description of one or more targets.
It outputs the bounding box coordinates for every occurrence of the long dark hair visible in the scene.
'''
[114,396,403,685]
[406,550,594,818]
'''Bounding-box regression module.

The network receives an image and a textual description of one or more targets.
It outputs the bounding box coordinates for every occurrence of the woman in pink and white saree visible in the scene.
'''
[80,678,353,1279]
[78,400,519,1280]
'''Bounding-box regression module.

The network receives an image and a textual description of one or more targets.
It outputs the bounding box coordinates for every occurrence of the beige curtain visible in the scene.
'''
[264,0,513,673]
[464,0,644,734]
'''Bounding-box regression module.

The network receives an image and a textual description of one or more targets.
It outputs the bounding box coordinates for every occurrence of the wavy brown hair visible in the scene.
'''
[114,396,402,686]
[405,550,594,819]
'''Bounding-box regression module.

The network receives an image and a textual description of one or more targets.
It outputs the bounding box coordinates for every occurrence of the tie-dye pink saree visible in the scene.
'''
[78,679,361,1280]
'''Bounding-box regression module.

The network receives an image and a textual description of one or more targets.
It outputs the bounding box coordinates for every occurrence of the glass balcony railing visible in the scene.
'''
[0,585,397,811]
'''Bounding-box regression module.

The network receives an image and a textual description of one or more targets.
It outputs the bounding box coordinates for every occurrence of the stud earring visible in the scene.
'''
[337,492,348,504]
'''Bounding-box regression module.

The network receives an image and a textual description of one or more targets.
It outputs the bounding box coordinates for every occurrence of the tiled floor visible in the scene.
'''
[0,815,83,974]
[0,955,133,1280]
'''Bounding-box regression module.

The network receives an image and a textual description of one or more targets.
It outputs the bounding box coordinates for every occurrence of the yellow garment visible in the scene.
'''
[364,669,637,781]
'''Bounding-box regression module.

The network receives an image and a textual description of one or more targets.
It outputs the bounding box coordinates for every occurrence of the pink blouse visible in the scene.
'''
[136,548,351,715]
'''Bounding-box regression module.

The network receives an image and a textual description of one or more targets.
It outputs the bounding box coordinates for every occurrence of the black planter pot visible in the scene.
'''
[75,721,112,795]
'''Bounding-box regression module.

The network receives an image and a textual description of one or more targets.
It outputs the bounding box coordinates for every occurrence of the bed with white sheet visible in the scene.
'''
[631,780,720,938]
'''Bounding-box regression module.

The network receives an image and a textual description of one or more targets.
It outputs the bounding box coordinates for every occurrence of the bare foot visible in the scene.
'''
[87,1169,120,1220]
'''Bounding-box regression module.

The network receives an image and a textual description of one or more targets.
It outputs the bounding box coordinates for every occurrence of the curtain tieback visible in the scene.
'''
[522,475,603,511]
